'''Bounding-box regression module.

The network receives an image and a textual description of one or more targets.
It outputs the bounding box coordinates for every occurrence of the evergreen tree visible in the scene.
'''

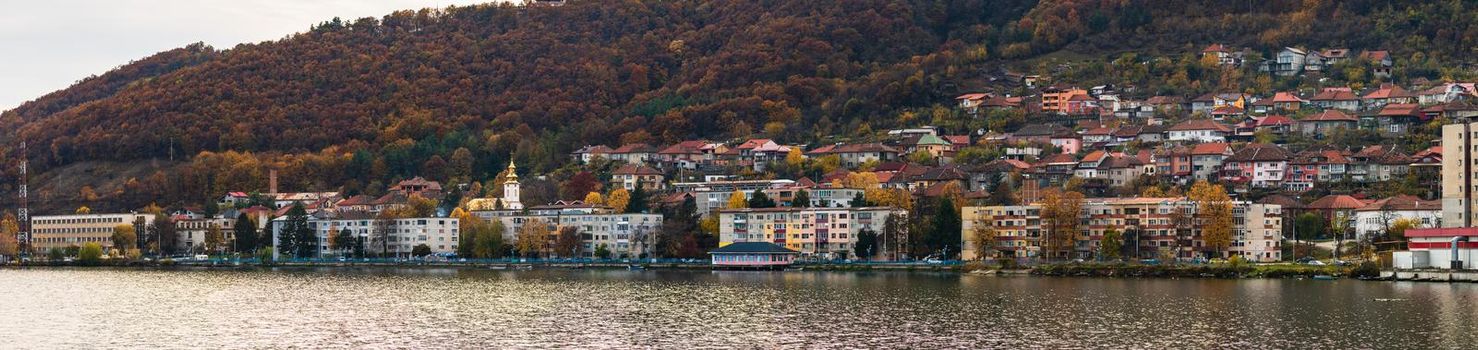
[282,202,314,258]
[335,227,355,257]
[233,213,257,252]
[793,189,811,208]
[626,183,649,213]
[990,180,1016,206]
[928,197,962,259]
[849,193,868,207]
[853,228,878,260]
[748,189,776,208]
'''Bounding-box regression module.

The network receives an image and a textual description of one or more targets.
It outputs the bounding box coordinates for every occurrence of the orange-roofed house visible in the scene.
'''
[1166,119,1232,143]
[1310,88,1361,111]
[1297,110,1358,138]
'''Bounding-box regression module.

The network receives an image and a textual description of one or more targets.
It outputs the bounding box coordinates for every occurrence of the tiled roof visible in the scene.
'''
[1302,109,1357,122]
[1226,143,1290,162]
[613,164,663,176]
[1311,89,1359,101]
[1378,103,1420,117]
[1189,142,1231,155]
[709,242,799,254]
[1168,119,1232,132]
[1308,194,1370,210]
[612,143,658,154]
[1256,115,1293,126]
[1356,195,1439,212]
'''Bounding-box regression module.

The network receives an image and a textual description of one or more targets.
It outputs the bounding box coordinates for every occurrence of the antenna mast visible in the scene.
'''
[17,141,30,254]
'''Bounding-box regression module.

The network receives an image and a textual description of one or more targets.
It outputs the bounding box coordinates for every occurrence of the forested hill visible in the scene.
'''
[2,0,1475,212]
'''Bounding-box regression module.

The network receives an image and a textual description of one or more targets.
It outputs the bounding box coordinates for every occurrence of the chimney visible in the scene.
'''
[269,169,279,194]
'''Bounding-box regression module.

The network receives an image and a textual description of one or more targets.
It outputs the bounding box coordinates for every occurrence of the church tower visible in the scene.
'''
[502,161,523,210]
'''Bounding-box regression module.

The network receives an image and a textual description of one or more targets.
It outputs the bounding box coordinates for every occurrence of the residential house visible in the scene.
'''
[1310,88,1361,111]
[1348,145,1410,183]
[1307,195,1371,229]
[1371,103,1422,135]
[1297,109,1358,138]
[1360,50,1393,78]
[1201,43,1241,66]
[899,134,954,160]
[611,164,666,191]
[1031,153,1078,185]
[1223,143,1291,188]
[571,145,614,163]
[1284,148,1350,192]
[1270,92,1306,112]
[1354,196,1441,240]
[1361,84,1415,110]
[1081,127,1115,145]
[1274,47,1307,76]
[1050,130,1082,155]
[806,143,901,168]
[609,143,659,165]
[657,140,713,169]
[1166,119,1232,143]
[1188,143,1234,181]
[1416,83,1477,105]
[956,92,992,113]
[1253,115,1295,135]
[1041,86,1089,114]
[1190,92,1248,115]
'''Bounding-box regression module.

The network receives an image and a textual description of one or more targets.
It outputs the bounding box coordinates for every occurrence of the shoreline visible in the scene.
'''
[1,260,1416,281]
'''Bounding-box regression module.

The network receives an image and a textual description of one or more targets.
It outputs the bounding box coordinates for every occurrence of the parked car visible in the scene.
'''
[1305,260,1327,266]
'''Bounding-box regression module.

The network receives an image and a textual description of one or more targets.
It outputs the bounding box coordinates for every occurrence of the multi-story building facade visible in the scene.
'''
[962,197,1283,262]
[176,217,236,253]
[475,205,664,258]
[30,213,155,252]
[271,212,459,259]
[717,207,903,259]
[1440,111,1478,227]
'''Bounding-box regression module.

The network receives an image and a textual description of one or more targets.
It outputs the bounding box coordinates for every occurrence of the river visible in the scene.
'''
[0,268,1474,349]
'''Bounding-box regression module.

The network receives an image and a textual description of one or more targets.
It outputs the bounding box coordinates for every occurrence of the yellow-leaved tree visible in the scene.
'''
[606,188,631,212]
[726,191,747,209]
[1189,180,1233,258]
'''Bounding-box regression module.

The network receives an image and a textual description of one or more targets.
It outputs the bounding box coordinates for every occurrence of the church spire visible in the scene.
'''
[504,160,519,182]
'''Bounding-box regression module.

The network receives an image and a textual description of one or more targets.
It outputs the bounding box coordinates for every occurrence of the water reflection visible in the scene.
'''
[0,268,1474,349]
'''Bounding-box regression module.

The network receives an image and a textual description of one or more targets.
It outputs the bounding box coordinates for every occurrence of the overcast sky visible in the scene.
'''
[0,0,492,112]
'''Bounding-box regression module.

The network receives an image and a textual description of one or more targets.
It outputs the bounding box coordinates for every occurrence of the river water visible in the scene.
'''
[0,268,1475,349]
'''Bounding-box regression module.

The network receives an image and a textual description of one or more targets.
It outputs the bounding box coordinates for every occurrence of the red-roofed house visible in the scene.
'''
[1222,143,1291,187]
[1362,83,1415,108]
[1270,92,1306,112]
[1310,88,1361,111]
[1297,110,1358,137]
[1374,103,1422,135]
[610,143,659,164]
[612,164,666,191]
[807,143,900,168]
[1167,119,1232,143]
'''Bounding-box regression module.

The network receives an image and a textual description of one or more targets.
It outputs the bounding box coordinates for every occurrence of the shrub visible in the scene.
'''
[1351,261,1381,279]
[77,242,103,266]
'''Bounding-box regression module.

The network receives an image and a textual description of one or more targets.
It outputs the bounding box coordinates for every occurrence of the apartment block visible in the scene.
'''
[962,197,1283,262]
[717,207,903,258]
[475,205,664,258]
[30,213,155,251]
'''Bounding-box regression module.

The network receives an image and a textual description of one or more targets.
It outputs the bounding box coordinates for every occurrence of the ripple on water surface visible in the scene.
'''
[0,268,1475,349]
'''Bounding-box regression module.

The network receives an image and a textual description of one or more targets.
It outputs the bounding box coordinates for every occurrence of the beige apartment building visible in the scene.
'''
[30,213,155,251]
[1442,112,1478,227]
[962,197,1283,262]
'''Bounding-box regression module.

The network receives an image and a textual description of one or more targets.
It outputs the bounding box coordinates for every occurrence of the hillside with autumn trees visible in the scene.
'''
[2,0,1476,212]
